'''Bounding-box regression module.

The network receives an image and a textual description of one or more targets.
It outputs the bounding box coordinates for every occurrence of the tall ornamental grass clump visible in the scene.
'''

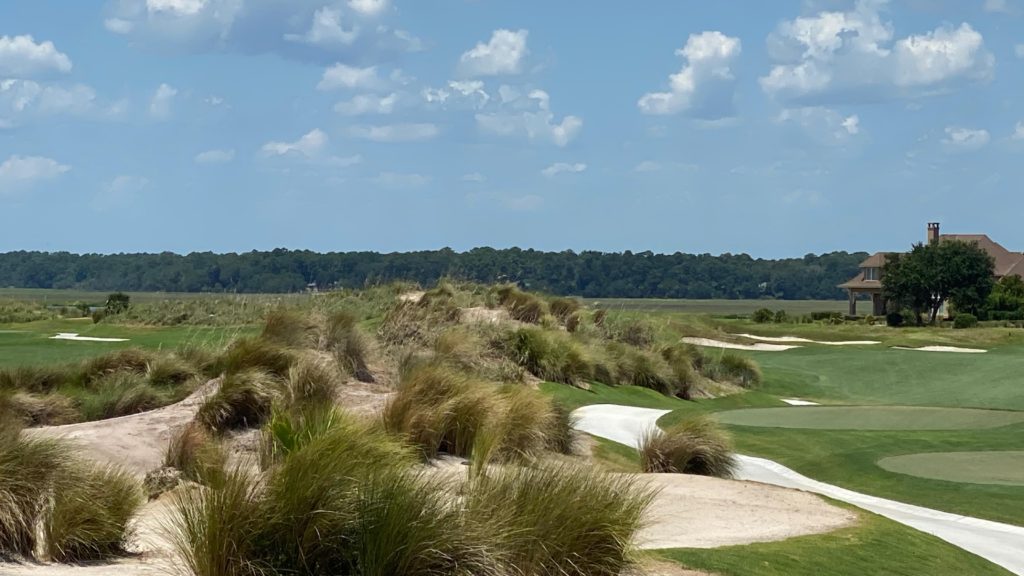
[197,369,281,432]
[467,463,655,576]
[639,417,737,478]
[495,285,547,324]
[0,422,142,563]
[499,327,591,385]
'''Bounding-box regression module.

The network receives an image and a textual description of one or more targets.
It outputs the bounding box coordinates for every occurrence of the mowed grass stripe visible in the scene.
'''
[878,451,1024,486]
[715,406,1024,431]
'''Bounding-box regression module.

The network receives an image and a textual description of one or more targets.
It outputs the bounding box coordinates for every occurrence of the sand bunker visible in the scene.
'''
[638,474,856,549]
[50,333,129,342]
[892,345,987,354]
[459,307,510,324]
[737,334,880,346]
[782,399,820,406]
[398,291,425,303]
[681,337,799,352]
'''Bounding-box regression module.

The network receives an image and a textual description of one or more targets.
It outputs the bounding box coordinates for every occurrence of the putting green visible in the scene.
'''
[715,406,1024,430]
[878,451,1024,486]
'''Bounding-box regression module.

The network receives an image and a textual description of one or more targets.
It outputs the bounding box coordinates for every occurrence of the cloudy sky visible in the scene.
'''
[2,0,1023,256]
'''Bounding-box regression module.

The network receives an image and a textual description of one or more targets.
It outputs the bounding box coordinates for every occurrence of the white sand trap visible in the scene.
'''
[638,474,856,549]
[50,333,129,343]
[459,306,510,324]
[737,334,880,346]
[681,337,799,352]
[782,399,820,406]
[892,345,987,354]
[398,291,425,303]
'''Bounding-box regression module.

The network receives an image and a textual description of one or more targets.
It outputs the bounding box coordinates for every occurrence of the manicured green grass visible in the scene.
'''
[877,451,1024,487]
[715,406,1024,430]
[539,381,690,412]
[588,435,641,472]
[655,507,1013,576]
[0,319,249,368]
[583,298,851,315]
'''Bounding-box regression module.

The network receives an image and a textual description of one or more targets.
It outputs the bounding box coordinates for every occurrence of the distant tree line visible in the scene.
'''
[0,249,868,300]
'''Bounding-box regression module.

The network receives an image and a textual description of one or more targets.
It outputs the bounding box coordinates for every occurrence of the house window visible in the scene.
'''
[864,267,880,281]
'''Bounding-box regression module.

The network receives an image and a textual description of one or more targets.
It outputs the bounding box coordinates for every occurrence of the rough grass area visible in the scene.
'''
[715,406,1024,431]
[655,507,1014,576]
[639,417,736,478]
[876,451,1024,486]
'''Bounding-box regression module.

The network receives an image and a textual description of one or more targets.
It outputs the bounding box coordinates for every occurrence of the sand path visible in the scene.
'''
[574,404,1024,575]
[680,337,799,352]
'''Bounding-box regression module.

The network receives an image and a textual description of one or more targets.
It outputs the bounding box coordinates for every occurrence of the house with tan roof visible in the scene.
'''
[839,223,1024,316]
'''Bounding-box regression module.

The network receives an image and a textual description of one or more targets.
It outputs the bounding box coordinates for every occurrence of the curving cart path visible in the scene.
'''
[573,404,1024,575]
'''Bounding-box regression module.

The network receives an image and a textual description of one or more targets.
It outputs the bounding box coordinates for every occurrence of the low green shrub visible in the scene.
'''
[953,313,978,329]
[495,285,547,324]
[751,308,773,323]
[639,417,736,478]
[713,353,762,388]
[886,312,904,327]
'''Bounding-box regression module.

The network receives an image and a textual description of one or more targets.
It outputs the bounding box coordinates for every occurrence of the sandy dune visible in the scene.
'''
[782,398,820,406]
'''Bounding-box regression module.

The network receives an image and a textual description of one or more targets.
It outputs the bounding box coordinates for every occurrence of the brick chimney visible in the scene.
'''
[927,222,940,244]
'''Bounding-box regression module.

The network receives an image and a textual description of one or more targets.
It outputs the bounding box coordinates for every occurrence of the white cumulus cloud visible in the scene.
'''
[459,29,528,76]
[348,0,388,16]
[261,128,328,157]
[194,148,235,164]
[0,35,72,77]
[942,126,990,151]
[638,31,742,118]
[284,7,358,47]
[778,107,863,145]
[1016,44,1024,59]
[104,18,135,34]
[476,87,582,147]
[146,0,206,15]
[318,64,384,90]
[541,162,587,177]
[348,123,439,142]
[0,155,70,193]
[334,93,398,115]
[761,0,993,104]
[149,83,178,119]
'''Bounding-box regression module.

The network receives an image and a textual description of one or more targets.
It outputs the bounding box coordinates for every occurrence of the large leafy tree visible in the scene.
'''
[883,240,995,324]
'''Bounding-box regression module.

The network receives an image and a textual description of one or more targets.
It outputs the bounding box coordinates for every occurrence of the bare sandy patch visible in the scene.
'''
[50,333,129,343]
[681,337,799,352]
[736,334,880,346]
[460,306,510,324]
[638,474,857,549]
[782,398,820,406]
[892,345,987,354]
[398,290,425,303]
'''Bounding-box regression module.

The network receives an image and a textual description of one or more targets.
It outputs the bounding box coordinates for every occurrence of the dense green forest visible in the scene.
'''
[0,249,867,299]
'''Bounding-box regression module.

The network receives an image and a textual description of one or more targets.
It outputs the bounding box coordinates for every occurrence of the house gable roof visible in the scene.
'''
[940,234,1024,277]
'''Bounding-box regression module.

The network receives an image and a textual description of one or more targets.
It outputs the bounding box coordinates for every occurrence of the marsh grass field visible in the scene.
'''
[1,286,1022,575]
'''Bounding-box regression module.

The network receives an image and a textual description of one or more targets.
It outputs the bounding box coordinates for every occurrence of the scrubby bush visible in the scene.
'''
[105,292,131,315]
[773,310,789,323]
[603,316,655,348]
[564,312,582,333]
[953,313,978,329]
[639,417,736,478]
[197,369,280,432]
[606,344,673,396]
[751,308,773,323]
[886,311,904,327]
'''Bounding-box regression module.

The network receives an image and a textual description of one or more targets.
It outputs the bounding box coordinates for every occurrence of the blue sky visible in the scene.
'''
[2,0,1023,257]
